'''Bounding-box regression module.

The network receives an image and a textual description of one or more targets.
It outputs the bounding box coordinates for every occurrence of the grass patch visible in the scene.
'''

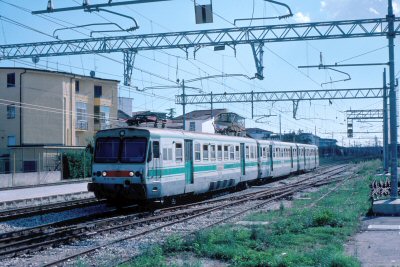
[123,160,380,267]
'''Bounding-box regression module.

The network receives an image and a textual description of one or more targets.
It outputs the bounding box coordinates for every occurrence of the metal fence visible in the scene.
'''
[0,147,91,188]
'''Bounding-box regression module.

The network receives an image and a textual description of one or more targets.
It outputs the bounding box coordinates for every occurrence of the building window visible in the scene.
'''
[94,85,102,97]
[7,136,16,146]
[7,104,15,119]
[175,143,183,162]
[76,102,88,130]
[75,80,80,93]
[7,73,15,87]
[194,143,201,161]
[189,122,196,131]
[94,105,110,130]
[23,161,36,172]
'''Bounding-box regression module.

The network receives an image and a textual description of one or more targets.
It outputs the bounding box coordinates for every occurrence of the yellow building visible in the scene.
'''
[0,67,119,149]
[0,68,119,180]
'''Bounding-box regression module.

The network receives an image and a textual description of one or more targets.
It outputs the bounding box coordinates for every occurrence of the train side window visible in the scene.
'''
[246,146,250,159]
[235,146,240,159]
[163,148,172,161]
[203,144,209,161]
[250,146,255,159]
[195,143,201,161]
[263,147,267,158]
[217,145,222,161]
[153,141,160,159]
[230,146,235,160]
[163,148,168,161]
[210,145,216,160]
[224,145,229,160]
[175,143,183,162]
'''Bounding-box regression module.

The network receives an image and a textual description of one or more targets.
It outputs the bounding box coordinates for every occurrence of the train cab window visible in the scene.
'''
[163,148,172,161]
[224,145,229,160]
[235,146,240,159]
[175,143,183,162]
[246,146,250,159]
[121,138,147,163]
[153,141,160,159]
[210,145,216,160]
[230,146,235,160]
[195,143,201,161]
[94,137,120,163]
[217,145,222,161]
[203,144,209,161]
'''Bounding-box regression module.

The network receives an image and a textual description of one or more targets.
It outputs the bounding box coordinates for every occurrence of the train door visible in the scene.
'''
[151,140,161,178]
[269,145,273,171]
[290,146,293,169]
[240,143,245,175]
[184,140,194,184]
[314,149,317,165]
[296,146,300,171]
[303,148,306,168]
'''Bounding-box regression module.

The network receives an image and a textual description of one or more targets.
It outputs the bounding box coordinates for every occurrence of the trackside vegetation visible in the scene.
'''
[122,160,380,267]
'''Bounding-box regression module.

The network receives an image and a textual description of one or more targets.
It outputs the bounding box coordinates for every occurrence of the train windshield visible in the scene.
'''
[94,137,120,163]
[121,138,147,163]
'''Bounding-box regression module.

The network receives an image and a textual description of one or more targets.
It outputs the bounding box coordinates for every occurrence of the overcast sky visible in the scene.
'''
[0,0,398,146]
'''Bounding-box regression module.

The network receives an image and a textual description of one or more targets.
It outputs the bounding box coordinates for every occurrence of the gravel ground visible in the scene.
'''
[0,203,111,234]
[1,165,352,267]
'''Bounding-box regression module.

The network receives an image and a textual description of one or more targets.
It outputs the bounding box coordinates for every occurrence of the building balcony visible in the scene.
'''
[94,97,112,107]
[76,120,88,131]
[94,123,111,131]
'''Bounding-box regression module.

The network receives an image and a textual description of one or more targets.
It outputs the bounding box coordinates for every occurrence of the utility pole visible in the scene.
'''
[279,114,282,141]
[383,68,389,173]
[182,79,186,130]
[388,0,398,199]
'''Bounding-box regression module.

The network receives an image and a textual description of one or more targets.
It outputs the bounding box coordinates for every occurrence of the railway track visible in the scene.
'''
[0,164,351,266]
[0,197,106,222]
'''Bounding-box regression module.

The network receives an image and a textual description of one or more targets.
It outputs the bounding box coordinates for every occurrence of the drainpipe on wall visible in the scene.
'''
[19,70,27,146]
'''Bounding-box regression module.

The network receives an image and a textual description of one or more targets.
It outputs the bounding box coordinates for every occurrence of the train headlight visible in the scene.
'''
[129,171,134,177]
[135,171,142,177]
[102,171,107,177]
[96,171,101,177]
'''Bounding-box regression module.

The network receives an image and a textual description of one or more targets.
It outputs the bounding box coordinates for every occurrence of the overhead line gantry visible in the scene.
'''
[1,18,400,85]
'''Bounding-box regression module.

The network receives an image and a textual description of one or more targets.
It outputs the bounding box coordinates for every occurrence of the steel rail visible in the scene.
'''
[41,165,349,266]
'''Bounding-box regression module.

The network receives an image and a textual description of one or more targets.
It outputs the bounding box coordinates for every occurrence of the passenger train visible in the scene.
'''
[88,127,319,204]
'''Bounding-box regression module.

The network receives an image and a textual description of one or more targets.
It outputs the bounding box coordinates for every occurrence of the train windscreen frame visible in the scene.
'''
[120,137,147,163]
[94,137,120,163]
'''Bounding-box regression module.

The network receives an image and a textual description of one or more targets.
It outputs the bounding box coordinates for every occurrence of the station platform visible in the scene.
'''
[346,216,400,266]
[0,181,89,202]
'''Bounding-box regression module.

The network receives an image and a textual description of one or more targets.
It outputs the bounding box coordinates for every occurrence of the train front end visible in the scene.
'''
[88,128,150,203]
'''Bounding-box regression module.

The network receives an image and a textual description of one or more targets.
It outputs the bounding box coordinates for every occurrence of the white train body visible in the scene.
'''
[88,127,319,203]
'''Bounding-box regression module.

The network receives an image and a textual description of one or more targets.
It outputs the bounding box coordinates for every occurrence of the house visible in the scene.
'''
[246,128,273,140]
[173,109,227,133]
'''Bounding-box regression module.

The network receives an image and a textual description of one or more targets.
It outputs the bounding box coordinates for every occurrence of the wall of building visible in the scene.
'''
[22,72,65,145]
[0,68,23,148]
[185,118,215,133]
